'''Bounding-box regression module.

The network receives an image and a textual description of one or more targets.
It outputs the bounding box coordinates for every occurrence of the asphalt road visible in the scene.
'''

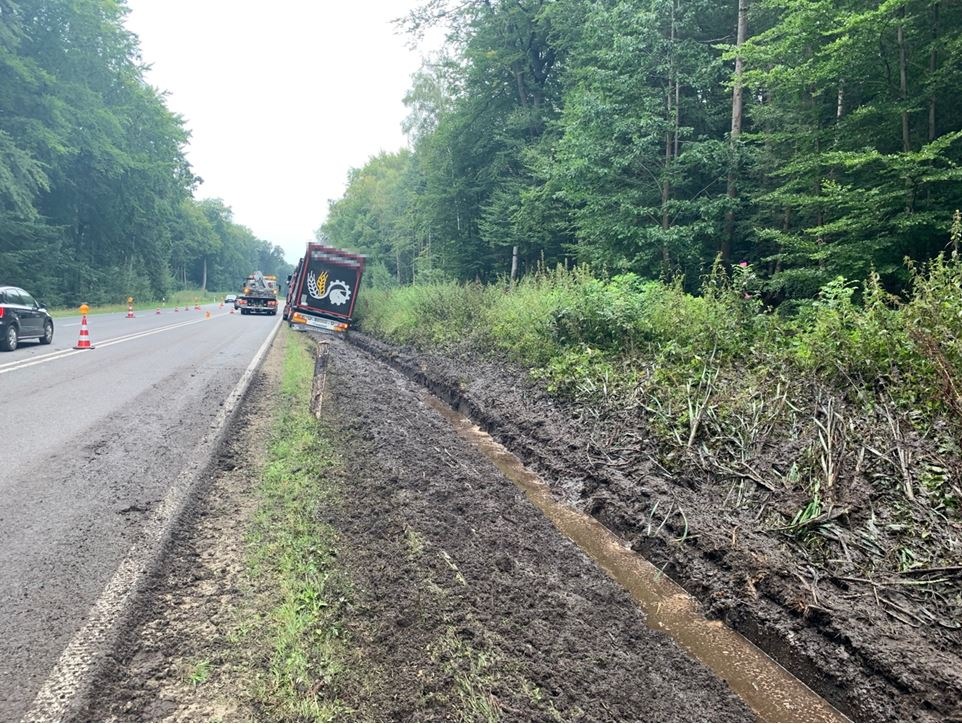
[0,303,280,720]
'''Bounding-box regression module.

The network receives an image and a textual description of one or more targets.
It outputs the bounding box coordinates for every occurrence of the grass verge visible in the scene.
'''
[243,329,352,721]
[48,289,231,317]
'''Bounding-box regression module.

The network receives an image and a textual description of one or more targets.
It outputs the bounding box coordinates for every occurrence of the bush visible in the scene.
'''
[904,252,962,416]
[792,273,910,383]
[359,256,962,421]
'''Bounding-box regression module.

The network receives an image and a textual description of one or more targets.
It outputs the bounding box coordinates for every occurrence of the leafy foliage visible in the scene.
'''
[326,0,962,302]
[0,0,291,304]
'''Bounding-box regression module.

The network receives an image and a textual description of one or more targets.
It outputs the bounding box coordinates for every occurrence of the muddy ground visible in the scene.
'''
[313,338,755,722]
[83,330,763,722]
[349,332,962,722]
[78,326,962,722]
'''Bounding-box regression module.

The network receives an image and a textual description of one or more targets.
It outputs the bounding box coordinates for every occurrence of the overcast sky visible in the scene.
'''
[123,0,438,264]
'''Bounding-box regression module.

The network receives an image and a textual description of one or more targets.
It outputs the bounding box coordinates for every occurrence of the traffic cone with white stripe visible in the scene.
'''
[74,314,94,349]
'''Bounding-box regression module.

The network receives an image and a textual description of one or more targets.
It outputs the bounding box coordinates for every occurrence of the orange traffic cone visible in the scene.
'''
[174,305,179,312]
[126,303,135,319]
[156,307,161,315]
[74,314,94,349]
[229,306,235,314]
[194,303,201,311]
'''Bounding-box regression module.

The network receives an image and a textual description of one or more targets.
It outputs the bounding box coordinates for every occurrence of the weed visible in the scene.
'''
[360,257,962,625]
[187,660,211,687]
[405,528,425,556]
[428,627,503,722]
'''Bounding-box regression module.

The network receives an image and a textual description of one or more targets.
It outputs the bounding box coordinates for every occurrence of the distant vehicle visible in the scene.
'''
[0,286,54,351]
[236,272,278,316]
[224,293,237,305]
[287,243,365,333]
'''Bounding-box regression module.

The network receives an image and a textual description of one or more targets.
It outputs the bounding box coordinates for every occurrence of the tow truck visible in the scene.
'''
[236,271,278,315]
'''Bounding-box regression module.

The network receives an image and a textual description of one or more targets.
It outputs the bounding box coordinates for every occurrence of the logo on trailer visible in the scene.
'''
[307,270,352,306]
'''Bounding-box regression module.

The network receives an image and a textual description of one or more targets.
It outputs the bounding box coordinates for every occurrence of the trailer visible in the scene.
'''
[287,243,365,333]
[283,257,303,321]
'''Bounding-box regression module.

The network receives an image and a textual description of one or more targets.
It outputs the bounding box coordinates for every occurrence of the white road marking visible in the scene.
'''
[0,315,227,375]
[25,315,282,722]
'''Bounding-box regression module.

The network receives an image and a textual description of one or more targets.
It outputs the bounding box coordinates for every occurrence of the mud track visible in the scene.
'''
[348,332,962,722]
[83,331,760,722]
[316,336,758,720]
[79,328,958,721]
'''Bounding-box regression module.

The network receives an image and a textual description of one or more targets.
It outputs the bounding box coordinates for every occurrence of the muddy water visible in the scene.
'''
[422,392,848,723]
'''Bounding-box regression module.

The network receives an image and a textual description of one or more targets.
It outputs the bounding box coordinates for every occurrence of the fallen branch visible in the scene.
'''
[898,565,962,577]
[770,506,850,532]
[716,461,777,492]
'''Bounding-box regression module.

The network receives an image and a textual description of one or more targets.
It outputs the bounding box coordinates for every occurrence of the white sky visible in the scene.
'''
[123,0,438,264]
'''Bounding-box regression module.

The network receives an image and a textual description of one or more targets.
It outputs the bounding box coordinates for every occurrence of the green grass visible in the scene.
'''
[243,330,352,721]
[48,289,232,317]
[359,257,962,437]
[187,659,212,688]
[428,628,503,722]
[358,257,962,576]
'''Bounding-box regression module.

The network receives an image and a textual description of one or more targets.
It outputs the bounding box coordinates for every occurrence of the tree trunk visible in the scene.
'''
[660,0,678,267]
[730,0,748,141]
[836,82,844,127]
[723,0,750,263]
[673,56,681,159]
[897,9,911,153]
[896,7,916,212]
[662,117,671,234]
[929,2,940,141]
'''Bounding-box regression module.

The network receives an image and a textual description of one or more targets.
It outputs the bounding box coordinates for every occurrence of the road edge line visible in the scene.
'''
[25,316,284,722]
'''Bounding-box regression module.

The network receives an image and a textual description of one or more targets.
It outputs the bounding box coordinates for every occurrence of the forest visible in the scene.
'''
[342,9,962,715]
[0,0,290,306]
[324,0,962,302]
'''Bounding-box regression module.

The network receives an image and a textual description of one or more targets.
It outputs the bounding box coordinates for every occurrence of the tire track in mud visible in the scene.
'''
[321,337,755,721]
[345,331,962,722]
[417,391,843,722]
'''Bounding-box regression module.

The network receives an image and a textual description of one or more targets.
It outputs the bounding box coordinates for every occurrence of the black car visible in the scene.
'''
[0,286,54,351]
